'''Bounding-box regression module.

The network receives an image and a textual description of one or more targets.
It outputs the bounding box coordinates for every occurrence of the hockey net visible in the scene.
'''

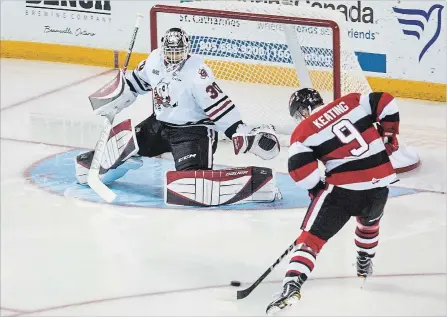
[150,1,372,139]
[149,1,420,172]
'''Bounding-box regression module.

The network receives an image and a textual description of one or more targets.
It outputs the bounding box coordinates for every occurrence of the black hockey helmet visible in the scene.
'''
[161,27,190,71]
[289,88,324,121]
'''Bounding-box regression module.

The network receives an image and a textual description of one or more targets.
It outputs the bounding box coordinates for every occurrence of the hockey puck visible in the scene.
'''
[230,280,241,287]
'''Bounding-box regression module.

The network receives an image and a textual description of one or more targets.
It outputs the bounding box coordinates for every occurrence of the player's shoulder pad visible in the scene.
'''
[343,92,361,99]
[342,92,362,104]
[290,120,314,145]
[149,47,161,56]
[137,48,160,73]
[184,54,215,82]
[146,48,161,63]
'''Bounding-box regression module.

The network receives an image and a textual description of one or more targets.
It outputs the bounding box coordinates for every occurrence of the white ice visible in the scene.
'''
[0,59,446,316]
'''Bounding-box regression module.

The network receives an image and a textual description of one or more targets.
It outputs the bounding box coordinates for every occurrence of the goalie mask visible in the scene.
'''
[289,88,324,122]
[161,28,190,72]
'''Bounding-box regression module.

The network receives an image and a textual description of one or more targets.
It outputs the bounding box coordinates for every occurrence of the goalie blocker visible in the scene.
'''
[165,167,282,207]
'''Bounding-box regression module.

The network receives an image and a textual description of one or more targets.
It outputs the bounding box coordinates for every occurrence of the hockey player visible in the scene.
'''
[266,88,399,315]
[76,28,280,205]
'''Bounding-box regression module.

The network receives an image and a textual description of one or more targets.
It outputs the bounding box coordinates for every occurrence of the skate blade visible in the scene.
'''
[358,276,368,289]
[266,295,300,316]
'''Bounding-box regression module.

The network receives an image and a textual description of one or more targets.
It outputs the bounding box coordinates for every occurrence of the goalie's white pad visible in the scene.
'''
[165,167,282,207]
[89,70,137,116]
[76,119,142,184]
[232,124,280,160]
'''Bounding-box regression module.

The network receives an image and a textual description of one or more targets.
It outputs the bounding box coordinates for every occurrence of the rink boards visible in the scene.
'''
[1,39,445,102]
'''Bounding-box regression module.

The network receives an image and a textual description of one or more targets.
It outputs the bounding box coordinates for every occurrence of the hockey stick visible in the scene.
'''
[237,240,297,300]
[87,13,144,203]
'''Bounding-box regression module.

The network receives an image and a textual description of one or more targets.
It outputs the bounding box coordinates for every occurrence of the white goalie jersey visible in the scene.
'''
[126,48,243,137]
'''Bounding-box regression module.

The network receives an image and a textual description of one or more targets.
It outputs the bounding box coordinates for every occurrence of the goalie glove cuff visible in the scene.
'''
[224,120,244,139]
[232,124,280,160]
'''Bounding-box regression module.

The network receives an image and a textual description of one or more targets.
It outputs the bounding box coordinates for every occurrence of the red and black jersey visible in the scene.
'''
[288,92,398,191]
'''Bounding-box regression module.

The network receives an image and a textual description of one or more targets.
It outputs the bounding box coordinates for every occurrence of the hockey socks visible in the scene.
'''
[283,245,316,286]
[283,231,325,286]
[355,220,380,258]
[355,219,380,278]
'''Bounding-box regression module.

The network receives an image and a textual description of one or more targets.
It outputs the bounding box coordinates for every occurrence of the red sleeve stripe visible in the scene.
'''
[289,161,318,183]
[207,99,232,118]
[376,93,395,120]
[204,96,228,112]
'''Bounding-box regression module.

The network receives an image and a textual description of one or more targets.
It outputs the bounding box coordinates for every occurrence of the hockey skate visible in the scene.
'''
[266,278,304,315]
[356,252,373,278]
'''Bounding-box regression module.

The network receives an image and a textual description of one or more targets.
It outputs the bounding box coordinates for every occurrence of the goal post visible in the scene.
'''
[150,4,342,99]
[149,1,371,137]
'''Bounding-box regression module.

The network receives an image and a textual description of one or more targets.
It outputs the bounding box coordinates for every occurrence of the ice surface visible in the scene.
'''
[0,59,445,316]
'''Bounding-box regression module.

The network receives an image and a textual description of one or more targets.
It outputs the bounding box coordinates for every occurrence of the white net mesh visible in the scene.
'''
[152,1,371,137]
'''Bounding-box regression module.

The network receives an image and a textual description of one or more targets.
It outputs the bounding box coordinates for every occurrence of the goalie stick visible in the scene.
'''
[237,240,297,300]
[87,13,143,203]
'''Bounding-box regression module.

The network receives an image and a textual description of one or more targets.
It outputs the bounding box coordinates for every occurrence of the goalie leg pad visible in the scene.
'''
[165,166,281,207]
[76,119,142,184]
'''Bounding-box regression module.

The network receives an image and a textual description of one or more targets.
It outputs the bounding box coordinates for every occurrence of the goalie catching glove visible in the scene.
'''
[232,124,280,160]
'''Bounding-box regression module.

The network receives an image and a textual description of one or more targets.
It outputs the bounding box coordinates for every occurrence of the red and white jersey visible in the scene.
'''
[288,92,399,191]
[125,49,242,137]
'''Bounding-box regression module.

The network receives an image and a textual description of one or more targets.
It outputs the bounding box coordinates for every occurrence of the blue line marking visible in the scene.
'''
[27,149,417,210]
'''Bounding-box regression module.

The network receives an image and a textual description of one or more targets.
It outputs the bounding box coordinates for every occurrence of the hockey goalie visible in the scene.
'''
[75,27,281,206]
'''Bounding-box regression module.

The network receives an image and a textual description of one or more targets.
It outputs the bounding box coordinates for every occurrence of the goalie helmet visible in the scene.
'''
[161,28,190,72]
[289,88,324,122]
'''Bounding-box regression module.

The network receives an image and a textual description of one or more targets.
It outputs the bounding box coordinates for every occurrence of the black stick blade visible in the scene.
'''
[237,286,255,300]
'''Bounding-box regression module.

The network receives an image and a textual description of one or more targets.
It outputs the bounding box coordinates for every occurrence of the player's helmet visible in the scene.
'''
[161,28,190,72]
[289,88,324,122]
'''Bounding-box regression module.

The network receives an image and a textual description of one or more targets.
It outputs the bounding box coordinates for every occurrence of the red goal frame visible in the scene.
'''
[150,4,342,99]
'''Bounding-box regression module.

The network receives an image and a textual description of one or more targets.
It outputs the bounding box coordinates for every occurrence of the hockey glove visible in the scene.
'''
[376,123,399,155]
[384,134,399,155]
[308,181,326,200]
[232,124,280,160]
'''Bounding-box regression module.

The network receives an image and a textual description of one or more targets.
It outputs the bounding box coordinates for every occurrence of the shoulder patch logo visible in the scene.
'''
[199,68,208,79]
[138,60,146,71]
